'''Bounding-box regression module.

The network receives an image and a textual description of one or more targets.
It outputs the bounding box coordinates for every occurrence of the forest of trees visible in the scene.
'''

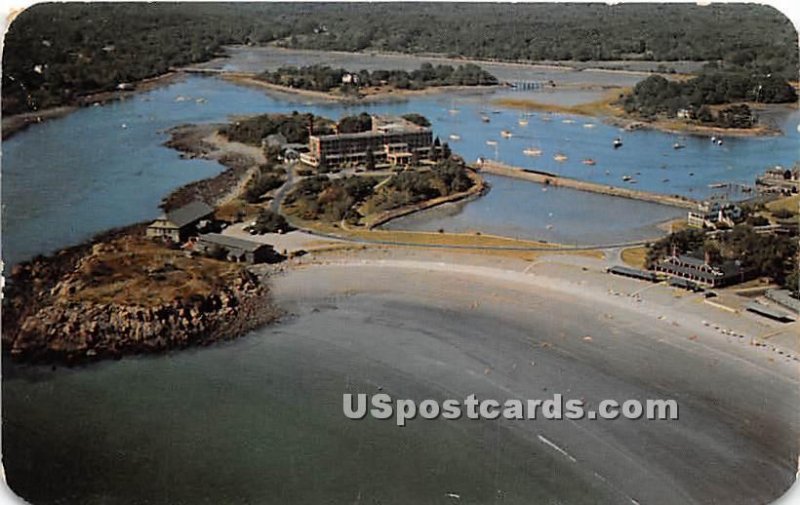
[622,72,798,127]
[4,3,797,115]
[257,63,498,92]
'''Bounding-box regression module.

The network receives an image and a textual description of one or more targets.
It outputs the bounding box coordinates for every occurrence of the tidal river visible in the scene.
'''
[4,74,800,264]
[2,73,799,504]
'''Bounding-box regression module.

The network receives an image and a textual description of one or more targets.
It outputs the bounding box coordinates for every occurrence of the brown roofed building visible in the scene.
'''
[300,115,433,169]
[146,200,214,243]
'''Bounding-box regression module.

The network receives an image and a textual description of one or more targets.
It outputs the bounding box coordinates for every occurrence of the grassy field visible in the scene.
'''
[283,213,604,261]
[766,194,800,214]
[70,235,245,306]
[493,88,626,117]
[621,246,648,269]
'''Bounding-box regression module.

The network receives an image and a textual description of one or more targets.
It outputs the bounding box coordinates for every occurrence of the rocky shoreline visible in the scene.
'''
[2,122,283,365]
[2,227,281,365]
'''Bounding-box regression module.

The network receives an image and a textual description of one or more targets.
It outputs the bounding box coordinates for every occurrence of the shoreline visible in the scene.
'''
[363,169,488,229]
[2,71,183,140]
[494,93,788,138]
[1,123,278,365]
[220,72,500,103]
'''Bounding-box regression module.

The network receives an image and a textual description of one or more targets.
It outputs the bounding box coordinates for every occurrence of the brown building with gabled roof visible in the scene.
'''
[146,200,214,242]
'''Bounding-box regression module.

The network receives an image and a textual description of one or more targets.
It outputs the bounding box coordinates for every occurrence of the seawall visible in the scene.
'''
[475,160,698,209]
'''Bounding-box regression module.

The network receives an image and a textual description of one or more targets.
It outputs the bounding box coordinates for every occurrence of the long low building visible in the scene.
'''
[654,254,754,288]
[300,115,434,169]
[194,233,281,264]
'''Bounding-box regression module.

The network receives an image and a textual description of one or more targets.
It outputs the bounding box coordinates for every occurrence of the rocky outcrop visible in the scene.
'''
[3,231,282,365]
[6,273,277,364]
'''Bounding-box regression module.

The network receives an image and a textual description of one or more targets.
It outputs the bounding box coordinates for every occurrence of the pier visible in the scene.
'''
[474,160,699,209]
[504,80,553,91]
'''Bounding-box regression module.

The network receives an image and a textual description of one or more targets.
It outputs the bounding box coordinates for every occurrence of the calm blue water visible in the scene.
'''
[383,174,684,245]
[3,75,798,265]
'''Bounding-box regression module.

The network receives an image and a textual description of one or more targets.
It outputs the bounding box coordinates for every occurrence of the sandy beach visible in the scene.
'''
[264,245,799,504]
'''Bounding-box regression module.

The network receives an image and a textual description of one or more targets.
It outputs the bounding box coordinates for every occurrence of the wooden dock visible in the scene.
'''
[475,160,698,209]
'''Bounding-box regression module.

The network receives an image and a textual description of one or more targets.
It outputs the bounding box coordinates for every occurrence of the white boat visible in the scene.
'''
[481,115,491,123]
[524,147,543,156]
[613,138,623,149]
[716,138,723,145]
[518,118,529,126]
[583,123,596,129]
[622,175,632,182]
[553,153,568,162]
[501,130,513,138]
[448,108,459,115]
[582,158,596,166]
[449,134,461,141]
[673,142,685,149]
[562,119,575,124]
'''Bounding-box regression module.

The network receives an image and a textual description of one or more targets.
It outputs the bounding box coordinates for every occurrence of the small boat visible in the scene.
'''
[481,115,491,123]
[518,118,529,126]
[709,182,727,189]
[583,123,596,129]
[582,158,596,166]
[662,178,670,183]
[711,136,717,143]
[622,175,632,182]
[605,170,611,175]
[716,138,723,145]
[546,224,555,230]
[449,134,461,141]
[553,153,568,162]
[562,119,575,124]
[540,115,552,122]
[501,130,513,139]
[524,147,543,156]
[195,97,207,104]
[448,108,459,115]
[673,142,685,149]
[688,172,695,177]
[613,138,623,149]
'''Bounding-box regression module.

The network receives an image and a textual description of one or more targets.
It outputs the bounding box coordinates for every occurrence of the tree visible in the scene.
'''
[337,112,372,133]
[364,148,376,171]
[441,142,452,160]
